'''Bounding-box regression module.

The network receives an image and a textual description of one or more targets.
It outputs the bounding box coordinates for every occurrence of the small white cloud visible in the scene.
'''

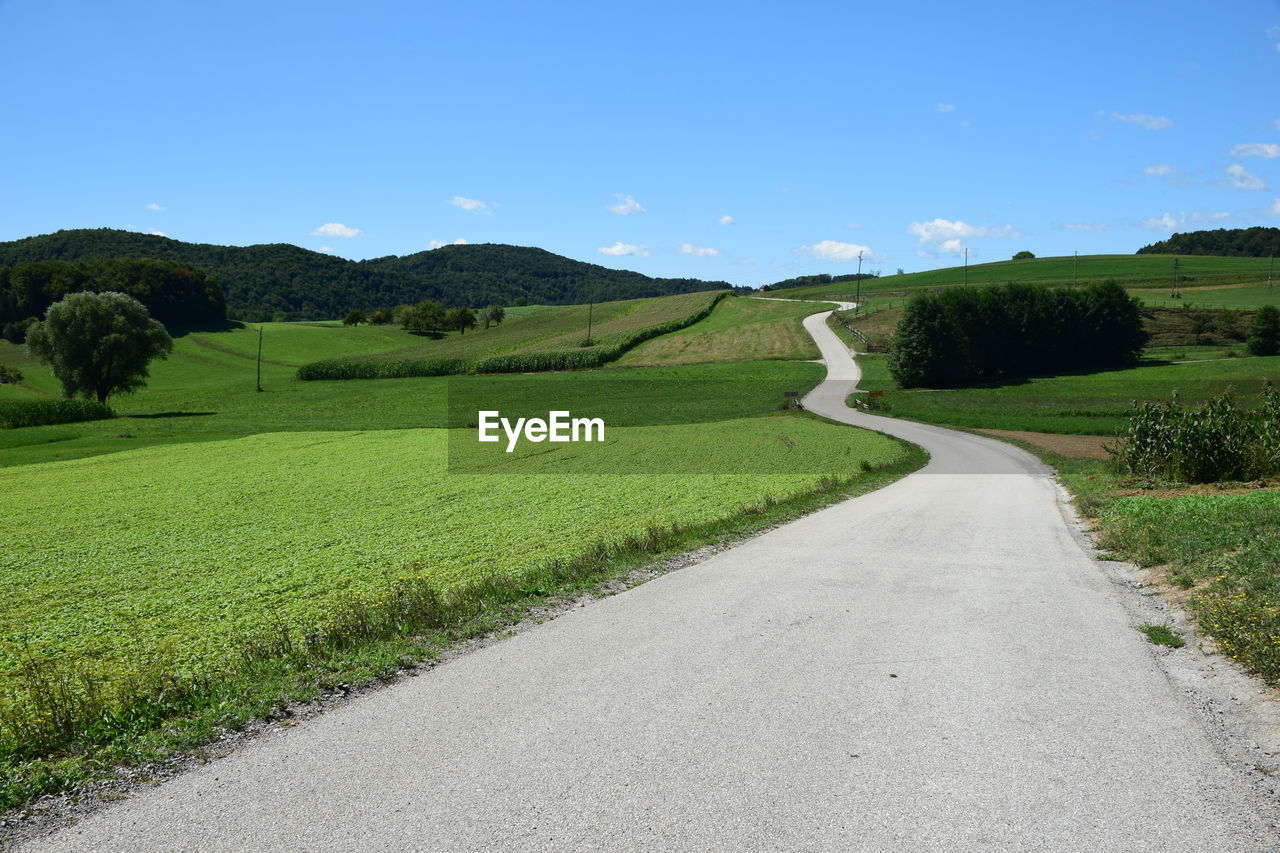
[427,238,470,249]
[1060,222,1108,232]
[1110,112,1173,130]
[1192,211,1232,223]
[907,218,1020,256]
[719,215,736,225]
[1144,163,1177,176]
[798,240,883,263]
[846,223,863,230]
[1270,199,1280,216]
[146,230,167,237]
[598,241,649,257]
[1087,130,1104,141]
[679,243,719,256]
[1273,119,1280,131]
[1230,143,1280,159]
[1226,163,1267,190]
[311,222,362,238]
[1141,212,1184,231]
[145,202,164,211]
[450,196,490,214]
[935,102,955,113]
[317,246,336,254]
[610,194,645,215]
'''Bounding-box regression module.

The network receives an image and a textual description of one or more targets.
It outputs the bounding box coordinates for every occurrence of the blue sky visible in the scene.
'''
[2,0,1279,286]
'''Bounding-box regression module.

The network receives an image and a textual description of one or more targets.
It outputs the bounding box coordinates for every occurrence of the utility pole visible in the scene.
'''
[1269,254,1274,289]
[585,289,595,345]
[1172,257,1181,300]
[854,250,863,316]
[255,326,264,392]
[1073,251,1078,287]
[963,247,969,286]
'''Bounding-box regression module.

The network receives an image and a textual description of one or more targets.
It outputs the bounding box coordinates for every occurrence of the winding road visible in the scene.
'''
[23,305,1280,851]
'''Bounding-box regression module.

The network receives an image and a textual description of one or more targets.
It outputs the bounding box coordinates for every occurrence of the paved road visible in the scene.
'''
[26,308,1279,851]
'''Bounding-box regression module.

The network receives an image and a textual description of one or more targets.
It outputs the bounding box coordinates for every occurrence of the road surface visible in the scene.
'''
[23,306,1279,851]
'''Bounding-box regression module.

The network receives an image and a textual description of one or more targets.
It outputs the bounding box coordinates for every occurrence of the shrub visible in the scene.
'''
[0,365,22,384]
[295,357,469,381]
[1247,305,1280,356]
[0,398,114,429]
[1111,385,1280,483]
[342,309,366,326]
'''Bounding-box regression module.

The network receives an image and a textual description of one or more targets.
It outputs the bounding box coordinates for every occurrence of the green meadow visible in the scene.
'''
[0,293,921,809]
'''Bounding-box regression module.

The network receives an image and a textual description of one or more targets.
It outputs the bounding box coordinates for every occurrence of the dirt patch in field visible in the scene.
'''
[976,428,1113,459]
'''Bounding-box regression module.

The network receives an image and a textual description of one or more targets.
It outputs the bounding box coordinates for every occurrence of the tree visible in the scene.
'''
[447,306,477,335]
[368,307,393,325]
[342,309,366,326]
[483,304,505,329]
[513,297,528,307]
[398,300,446,334]
[1012,251,1035,260]
[26,291,172,403]
[1247,305,1280,356]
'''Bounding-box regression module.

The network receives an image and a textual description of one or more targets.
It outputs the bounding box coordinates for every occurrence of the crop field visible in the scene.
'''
[615,296,828,366]
[1128,282,1280,311]
[300,290,724,376]
[854,350,1280,435]
[775,254,1275,302]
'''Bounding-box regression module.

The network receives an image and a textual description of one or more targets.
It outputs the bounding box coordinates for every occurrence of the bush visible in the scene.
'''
[2,317,38,344]
[0,365,22,384]
[1247,305,1280,356]
[1012,250,1035,260]
[342,309,366,326]
[0,398,114,429]
[1111,385,1280,483]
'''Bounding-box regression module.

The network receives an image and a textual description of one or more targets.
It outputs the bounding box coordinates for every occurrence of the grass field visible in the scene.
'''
[1127,282,1280,311]
[299,290,724,376]
[775,254,1277,302]
[615,296,827,366]
[854,350,1280,435]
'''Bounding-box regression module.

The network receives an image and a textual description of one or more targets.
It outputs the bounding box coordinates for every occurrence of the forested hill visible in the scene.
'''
[0,229,732,320]
[1137,226,1280,257]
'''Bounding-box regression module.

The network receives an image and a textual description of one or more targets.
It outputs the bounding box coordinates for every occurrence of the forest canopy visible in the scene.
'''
[1136,227,1280,257]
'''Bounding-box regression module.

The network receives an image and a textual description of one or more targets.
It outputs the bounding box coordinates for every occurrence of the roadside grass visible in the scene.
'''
[852,350,1280,435]
[615,295,826,366]
[774,254,1275,302]
[1138,623,1186,648]
[0,422,926,813]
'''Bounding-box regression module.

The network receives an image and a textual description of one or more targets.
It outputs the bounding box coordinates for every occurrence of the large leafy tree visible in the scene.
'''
[1247,305,1280,356]
[26,291,173,403]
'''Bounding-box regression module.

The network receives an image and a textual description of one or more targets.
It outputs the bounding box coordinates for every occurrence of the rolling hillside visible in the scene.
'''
[0,229,733,321]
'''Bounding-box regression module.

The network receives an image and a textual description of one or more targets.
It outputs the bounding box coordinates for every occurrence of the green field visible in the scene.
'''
[854,350,1280,435]
[299,290,724,376]
[616,296,828,366]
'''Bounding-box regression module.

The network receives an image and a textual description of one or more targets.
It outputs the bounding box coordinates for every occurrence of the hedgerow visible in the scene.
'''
[0,398,114,429]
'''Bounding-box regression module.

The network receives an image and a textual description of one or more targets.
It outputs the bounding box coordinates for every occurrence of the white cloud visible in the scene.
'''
[846,223,863,229]
[1230,143,1280,159]
[1269,199,1280,216]
[1193,211,1232,223]
[427,238,469,249]
[1273,119,1280,131]
[145,202,164,211]
[1060,222,1108,232]
[907,218,1020,256]
[719,215,735,225]
[146,230,167,237]
[1226,163,1267,190]
[935,102,955,113]
[1144,163,1177,176]
[798,240,883,263]
[610,194,645,215]
[450,196,491,214]
[1141,212,1184,231]
[1110,112,1173,130]
[679,243,719,256]
[598,241,649,257]
[311,222,362,238]
[317,246,336,254]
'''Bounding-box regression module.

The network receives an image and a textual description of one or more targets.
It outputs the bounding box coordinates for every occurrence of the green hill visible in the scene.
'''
[0,229,732,321]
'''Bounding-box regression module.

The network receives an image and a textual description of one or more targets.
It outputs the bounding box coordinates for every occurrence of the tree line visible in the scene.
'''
[887,281,1149,388]
[0,258,225,342]
[1137,226,1280,258]
[0,229,733,321]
